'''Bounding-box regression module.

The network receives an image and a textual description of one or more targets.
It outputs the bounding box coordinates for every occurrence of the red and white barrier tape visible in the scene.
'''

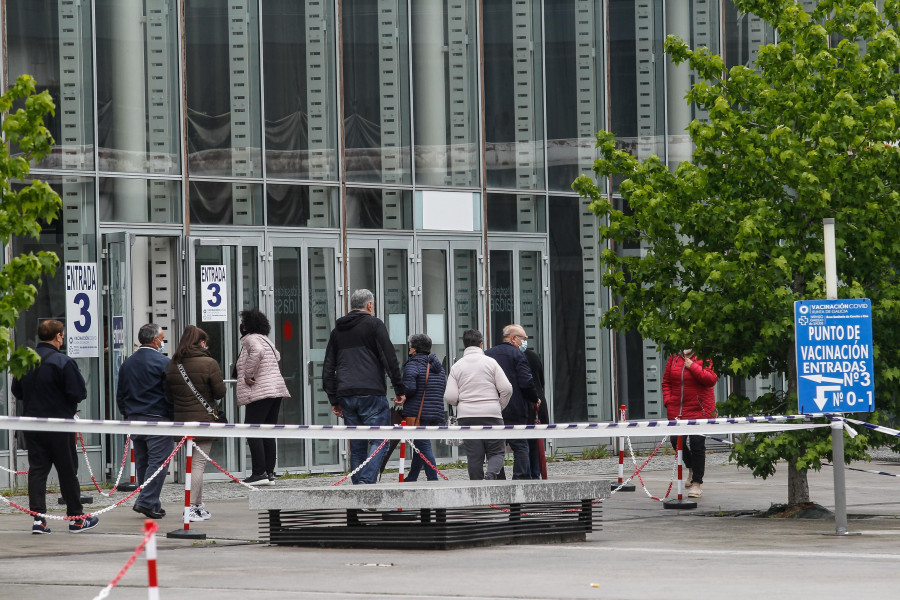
[92,519,159,600]
[405,439,451,481]
[331,438,390,486]
[189,442,261,491]
[0,437,187,522]
[0,464,29,475]
[78,432,132,497]
[626,435,677,501]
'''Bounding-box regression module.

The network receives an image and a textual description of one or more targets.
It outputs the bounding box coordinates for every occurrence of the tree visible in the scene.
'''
[0,75,61,377]
[573,0,900,505]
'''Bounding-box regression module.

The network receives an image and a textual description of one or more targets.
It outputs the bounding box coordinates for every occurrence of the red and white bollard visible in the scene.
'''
[399,420,406,483]
[166,436,206,539]
[119,439,138,492]
[144,520,159,600]
[663,435,696,509]
[615,405,635,492]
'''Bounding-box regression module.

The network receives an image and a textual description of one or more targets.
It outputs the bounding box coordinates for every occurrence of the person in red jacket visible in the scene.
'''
[662,348,718,498]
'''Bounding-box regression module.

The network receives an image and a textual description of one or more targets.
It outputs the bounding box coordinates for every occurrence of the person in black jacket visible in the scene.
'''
[323,289,406,484]
[485,324,538,479]
[11,319,99,534]
[399,333,447,481]
[116,323,172,519]
[524,345,550,479]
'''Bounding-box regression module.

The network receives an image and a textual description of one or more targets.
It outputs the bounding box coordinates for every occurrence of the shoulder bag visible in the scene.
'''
[177,362,228,423]
[404,362,430,427]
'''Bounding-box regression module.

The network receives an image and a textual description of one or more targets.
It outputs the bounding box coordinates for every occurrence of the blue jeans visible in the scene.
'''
[508,438,532,480]
[407,438,438,481]
[339,395,391,484]
[133,434,174,512]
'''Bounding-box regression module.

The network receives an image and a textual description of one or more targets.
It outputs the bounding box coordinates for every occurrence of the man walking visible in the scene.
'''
[323,289,406,484]
[12,319,99,534]
[117,323,173,519]
[485,324,538,479]
[445,329,512,480]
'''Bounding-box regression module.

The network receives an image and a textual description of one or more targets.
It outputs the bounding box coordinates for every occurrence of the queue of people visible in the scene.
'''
[13,287,715,535]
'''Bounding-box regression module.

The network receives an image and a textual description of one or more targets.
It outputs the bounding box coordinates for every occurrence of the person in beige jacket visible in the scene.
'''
[445,329,512,480]
[236,308,289,486]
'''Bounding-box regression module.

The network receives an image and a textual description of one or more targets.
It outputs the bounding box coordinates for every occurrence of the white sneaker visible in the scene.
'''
[687,483,702,498]
[189,504,211,521]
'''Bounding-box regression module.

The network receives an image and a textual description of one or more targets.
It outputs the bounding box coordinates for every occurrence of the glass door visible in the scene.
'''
[265,235,342,472]
[187,235,263,477]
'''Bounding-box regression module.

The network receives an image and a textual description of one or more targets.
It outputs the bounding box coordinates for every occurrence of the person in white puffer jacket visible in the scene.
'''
[236,308,289,485]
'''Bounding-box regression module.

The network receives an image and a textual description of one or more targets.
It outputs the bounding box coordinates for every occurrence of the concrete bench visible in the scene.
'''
[249,478,611,550]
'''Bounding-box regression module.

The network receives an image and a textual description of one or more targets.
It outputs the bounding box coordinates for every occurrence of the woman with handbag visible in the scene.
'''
[398,333,446,481]
[166,325,227,522]
[236,308,289,486]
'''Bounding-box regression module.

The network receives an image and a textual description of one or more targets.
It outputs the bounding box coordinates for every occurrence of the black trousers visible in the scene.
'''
[244,397,282,476]
[671,435,706,483]
[25,431,84,517]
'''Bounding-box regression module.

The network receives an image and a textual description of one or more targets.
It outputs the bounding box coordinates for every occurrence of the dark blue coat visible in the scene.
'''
[11,342,87,419]
[117,346,172,419]
[401,353,447,424]
[485,342,537,425]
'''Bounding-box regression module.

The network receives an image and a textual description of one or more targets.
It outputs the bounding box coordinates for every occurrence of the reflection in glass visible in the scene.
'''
[100,178,182,223]
[483,0,544,189]
[608,0,665,164]
[185,0,262,177]
[411,0,480,187]
[486,193,546,233]
[190,181,263,225]
[489,250,513,345]
[343,0,411,184]
[421,249,448,367]
[451,249,479,360]
[267,185,339,228]
[349,248,376,297]
[518,250,543,356]
[6,0,94,170]
[545,0,605,191]
[724,0,775,71]
[308,247,339,466]
[346,188,413,230]
[272,247,304,466]
[96,0,180,174]
[263,0,338,180]
[383,249,410,367]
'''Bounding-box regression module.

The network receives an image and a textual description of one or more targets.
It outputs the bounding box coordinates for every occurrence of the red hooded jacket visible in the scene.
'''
[662,353,718,419]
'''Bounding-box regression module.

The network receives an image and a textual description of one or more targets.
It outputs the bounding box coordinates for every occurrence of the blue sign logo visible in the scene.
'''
[794,299,874,413]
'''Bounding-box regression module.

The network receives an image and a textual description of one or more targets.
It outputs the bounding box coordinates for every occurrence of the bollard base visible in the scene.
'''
[663,498,697,510]
[58,495,93,505]
[611,482,636,492]
[166,528,207,540]
[117,482,139,492]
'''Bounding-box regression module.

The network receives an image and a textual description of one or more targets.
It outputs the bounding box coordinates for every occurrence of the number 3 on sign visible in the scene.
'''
[207,283,221,307]
[73,292,91,333]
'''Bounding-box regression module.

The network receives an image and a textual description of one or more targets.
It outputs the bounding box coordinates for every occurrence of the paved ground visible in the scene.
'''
[1,452,898,599]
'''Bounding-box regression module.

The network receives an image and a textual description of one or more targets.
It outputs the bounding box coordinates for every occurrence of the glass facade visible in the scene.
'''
[1,0,774,478]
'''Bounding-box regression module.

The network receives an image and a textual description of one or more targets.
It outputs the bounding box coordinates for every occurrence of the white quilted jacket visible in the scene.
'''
[236,333,290,406]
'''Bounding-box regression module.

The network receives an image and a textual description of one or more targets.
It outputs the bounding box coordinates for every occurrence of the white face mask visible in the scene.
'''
[682,349,692,356]
[520,339,528,352]
[158,340,165,353]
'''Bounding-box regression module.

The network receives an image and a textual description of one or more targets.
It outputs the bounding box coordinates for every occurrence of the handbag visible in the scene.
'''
[441,406,463,447]
[177,362,228,424]
[404,362,430,427]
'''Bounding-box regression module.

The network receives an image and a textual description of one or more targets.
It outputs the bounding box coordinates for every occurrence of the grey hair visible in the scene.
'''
[407,333,432,354]
[502,324,524,339]
[350,289,375,310]
[138,323,162,345]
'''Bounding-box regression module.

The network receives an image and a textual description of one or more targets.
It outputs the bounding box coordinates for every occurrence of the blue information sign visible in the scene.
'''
[794,299,874,413]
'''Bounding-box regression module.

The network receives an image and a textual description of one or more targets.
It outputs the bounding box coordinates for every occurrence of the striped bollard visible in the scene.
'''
[144,520,160,600]
[663,435,697,509]
[119,443,138,492]
[167,436,206,539]
[398,420,406,483]
[614,405,635,492]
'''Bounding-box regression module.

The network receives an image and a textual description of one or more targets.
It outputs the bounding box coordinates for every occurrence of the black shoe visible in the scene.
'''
[242,473,271,486]
[133,505,166,519]
[267,471,277,482]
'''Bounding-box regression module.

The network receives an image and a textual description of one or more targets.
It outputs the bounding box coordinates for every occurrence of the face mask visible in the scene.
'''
[682,349,692,356]
[520,339,528,352]
[158,340,165,353]
[239,324,247,336]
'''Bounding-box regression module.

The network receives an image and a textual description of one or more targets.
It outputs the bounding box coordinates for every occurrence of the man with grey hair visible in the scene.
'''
[323,289,406,484]
[117,323,172,519]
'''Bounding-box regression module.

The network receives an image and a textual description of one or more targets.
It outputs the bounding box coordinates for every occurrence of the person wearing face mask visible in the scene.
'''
[662,347,718,498]
[166,325,226,521]
[116,323,172,520]
[397,333,447,481]
[485,324,539,479]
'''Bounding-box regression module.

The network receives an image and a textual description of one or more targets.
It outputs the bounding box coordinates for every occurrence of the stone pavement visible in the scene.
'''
[0,453,898,599]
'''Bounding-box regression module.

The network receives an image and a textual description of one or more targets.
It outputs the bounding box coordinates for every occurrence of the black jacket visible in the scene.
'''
[484,342,538,425]
[322,311,406,404]
[11,342,87,418]
[524,348,550,424]
[117,346,172,419]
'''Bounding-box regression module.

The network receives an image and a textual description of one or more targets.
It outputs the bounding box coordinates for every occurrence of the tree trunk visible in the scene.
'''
[787,457,810,504]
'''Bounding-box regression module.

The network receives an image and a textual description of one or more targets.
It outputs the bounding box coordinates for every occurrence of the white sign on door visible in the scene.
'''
[201,265,228,322]
[65,262,99,358]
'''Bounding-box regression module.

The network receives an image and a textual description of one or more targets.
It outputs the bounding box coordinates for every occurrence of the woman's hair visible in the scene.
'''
[172,325,209,363]
[407,333,432,355]
[240,307,271,336]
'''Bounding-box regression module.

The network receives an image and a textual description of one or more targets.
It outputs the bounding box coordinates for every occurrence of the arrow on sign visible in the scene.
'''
[813,385,842,411]
[801,374,844,384]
